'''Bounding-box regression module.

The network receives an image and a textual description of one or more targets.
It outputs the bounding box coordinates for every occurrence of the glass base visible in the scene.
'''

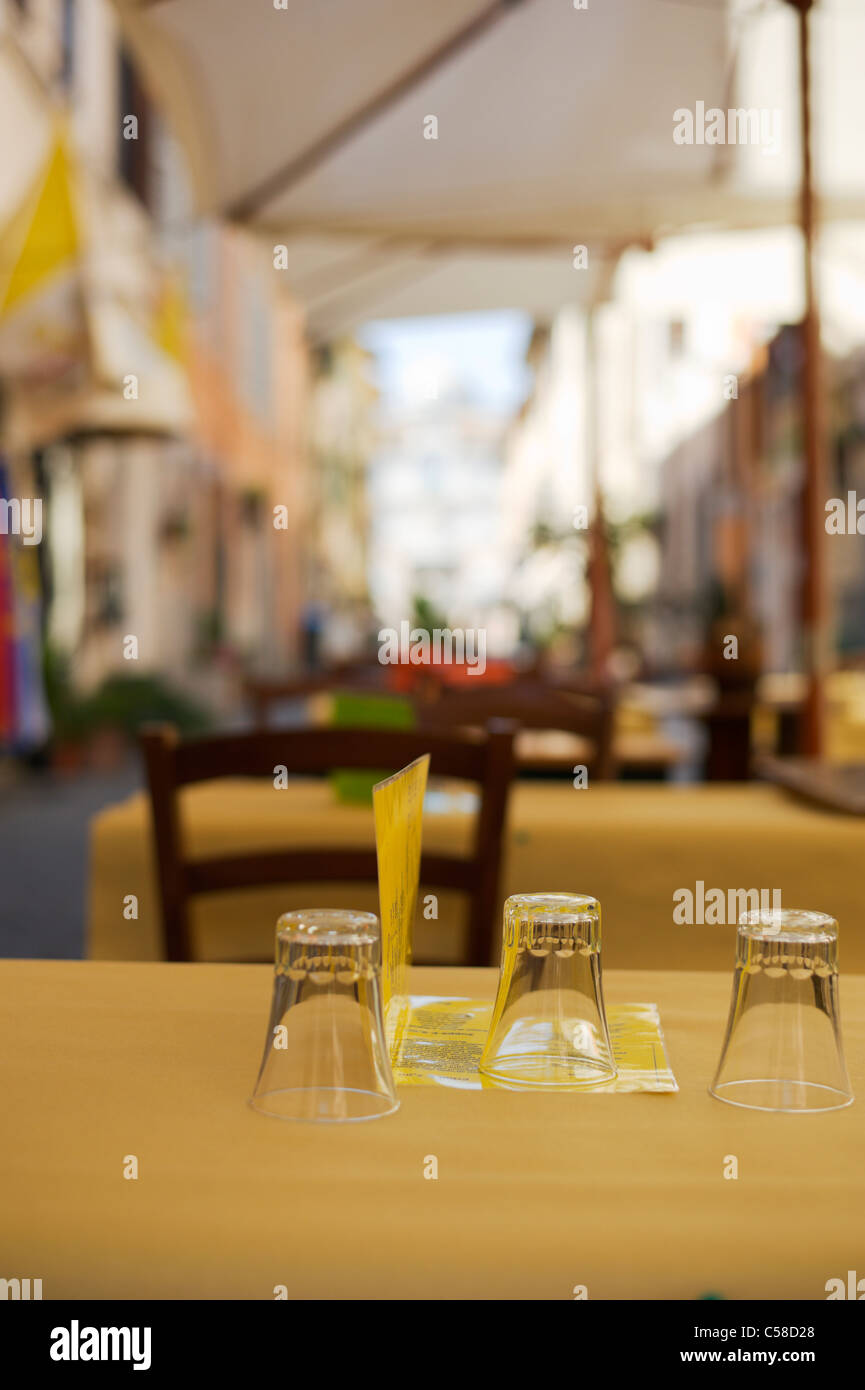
[709,1079,854,1113]
[479,1053,616,1090]
[249,1086,400,1123]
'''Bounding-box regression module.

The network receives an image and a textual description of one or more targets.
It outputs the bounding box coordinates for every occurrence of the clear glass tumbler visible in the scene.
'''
[479,892,617,1088]
[710,908,854,1113]
[250,909,399,1122]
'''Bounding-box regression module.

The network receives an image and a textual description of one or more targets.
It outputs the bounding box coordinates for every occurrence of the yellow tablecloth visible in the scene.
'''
[0,961,861,1300]
[88,781,865,971]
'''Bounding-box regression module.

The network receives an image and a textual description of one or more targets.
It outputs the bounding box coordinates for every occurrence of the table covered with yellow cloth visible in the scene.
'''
[0,961,861,1300]
[88,781,865,971]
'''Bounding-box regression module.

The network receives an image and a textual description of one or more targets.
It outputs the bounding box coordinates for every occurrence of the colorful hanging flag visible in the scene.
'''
[0,463,18,744]
[0,459,50,750]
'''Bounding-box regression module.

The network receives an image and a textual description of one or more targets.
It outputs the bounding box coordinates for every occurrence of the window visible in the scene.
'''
[60,0,75,89]
[117,48,153,209]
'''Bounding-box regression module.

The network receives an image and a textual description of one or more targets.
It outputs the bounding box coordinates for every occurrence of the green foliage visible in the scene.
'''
[410,593,449,633]
[42,645,212,743]
[85,674,212,738]
[42,646,92,743]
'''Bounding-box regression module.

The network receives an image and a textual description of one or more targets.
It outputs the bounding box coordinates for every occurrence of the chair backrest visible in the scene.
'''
[244,663,385,726]
[140,721,515,965]
[418,683,616,779]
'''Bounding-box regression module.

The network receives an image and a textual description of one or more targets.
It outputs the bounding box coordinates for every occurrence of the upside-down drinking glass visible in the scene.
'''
[250,909,399,1122]
[709,908,854,1113]
[479,892,616,1088]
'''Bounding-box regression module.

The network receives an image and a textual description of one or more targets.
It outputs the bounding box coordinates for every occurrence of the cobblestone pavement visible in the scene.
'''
[0,760,141,958]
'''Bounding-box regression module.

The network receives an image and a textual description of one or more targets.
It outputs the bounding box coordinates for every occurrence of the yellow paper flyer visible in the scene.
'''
[394,997,678,1092]
[373,754,430,1054]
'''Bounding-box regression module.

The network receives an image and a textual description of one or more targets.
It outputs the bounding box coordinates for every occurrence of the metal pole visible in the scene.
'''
[786,0,827,755]
[585,307,615,682]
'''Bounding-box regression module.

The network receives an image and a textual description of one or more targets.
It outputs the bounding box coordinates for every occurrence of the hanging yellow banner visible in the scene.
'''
[0,135,79,317]
[0,131,85,383]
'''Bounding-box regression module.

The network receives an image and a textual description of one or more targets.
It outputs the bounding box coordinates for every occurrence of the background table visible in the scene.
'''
[88,781,865,970]
[1,961,862,1300]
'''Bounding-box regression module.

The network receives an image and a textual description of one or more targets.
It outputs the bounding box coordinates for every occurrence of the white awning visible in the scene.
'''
[110,0,865,335]
[272,233,618,339]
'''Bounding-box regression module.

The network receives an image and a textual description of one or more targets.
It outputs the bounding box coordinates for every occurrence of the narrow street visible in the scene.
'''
[0,760,140,957]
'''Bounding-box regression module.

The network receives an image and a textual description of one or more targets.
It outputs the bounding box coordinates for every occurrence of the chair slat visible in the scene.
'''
[173,726,490,785]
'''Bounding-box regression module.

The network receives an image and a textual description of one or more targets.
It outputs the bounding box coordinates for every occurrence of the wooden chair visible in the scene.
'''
[702,689,755,781]
[140,721,515,966]
[418,682,616,780]
[244,662,385,726]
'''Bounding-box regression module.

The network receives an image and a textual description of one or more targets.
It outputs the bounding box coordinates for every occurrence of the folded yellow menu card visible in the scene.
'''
[373,754,429,1052]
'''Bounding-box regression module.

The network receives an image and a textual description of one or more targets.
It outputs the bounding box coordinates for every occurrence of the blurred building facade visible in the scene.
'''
[367,358,506,633]
[0,0,319,742]
[304,338,375,666]
[655,325,865,677]
[498,312,590,656]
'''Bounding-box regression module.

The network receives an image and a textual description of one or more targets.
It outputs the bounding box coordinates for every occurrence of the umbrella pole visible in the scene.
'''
[585,306,615,683]
[787,0,827,755]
